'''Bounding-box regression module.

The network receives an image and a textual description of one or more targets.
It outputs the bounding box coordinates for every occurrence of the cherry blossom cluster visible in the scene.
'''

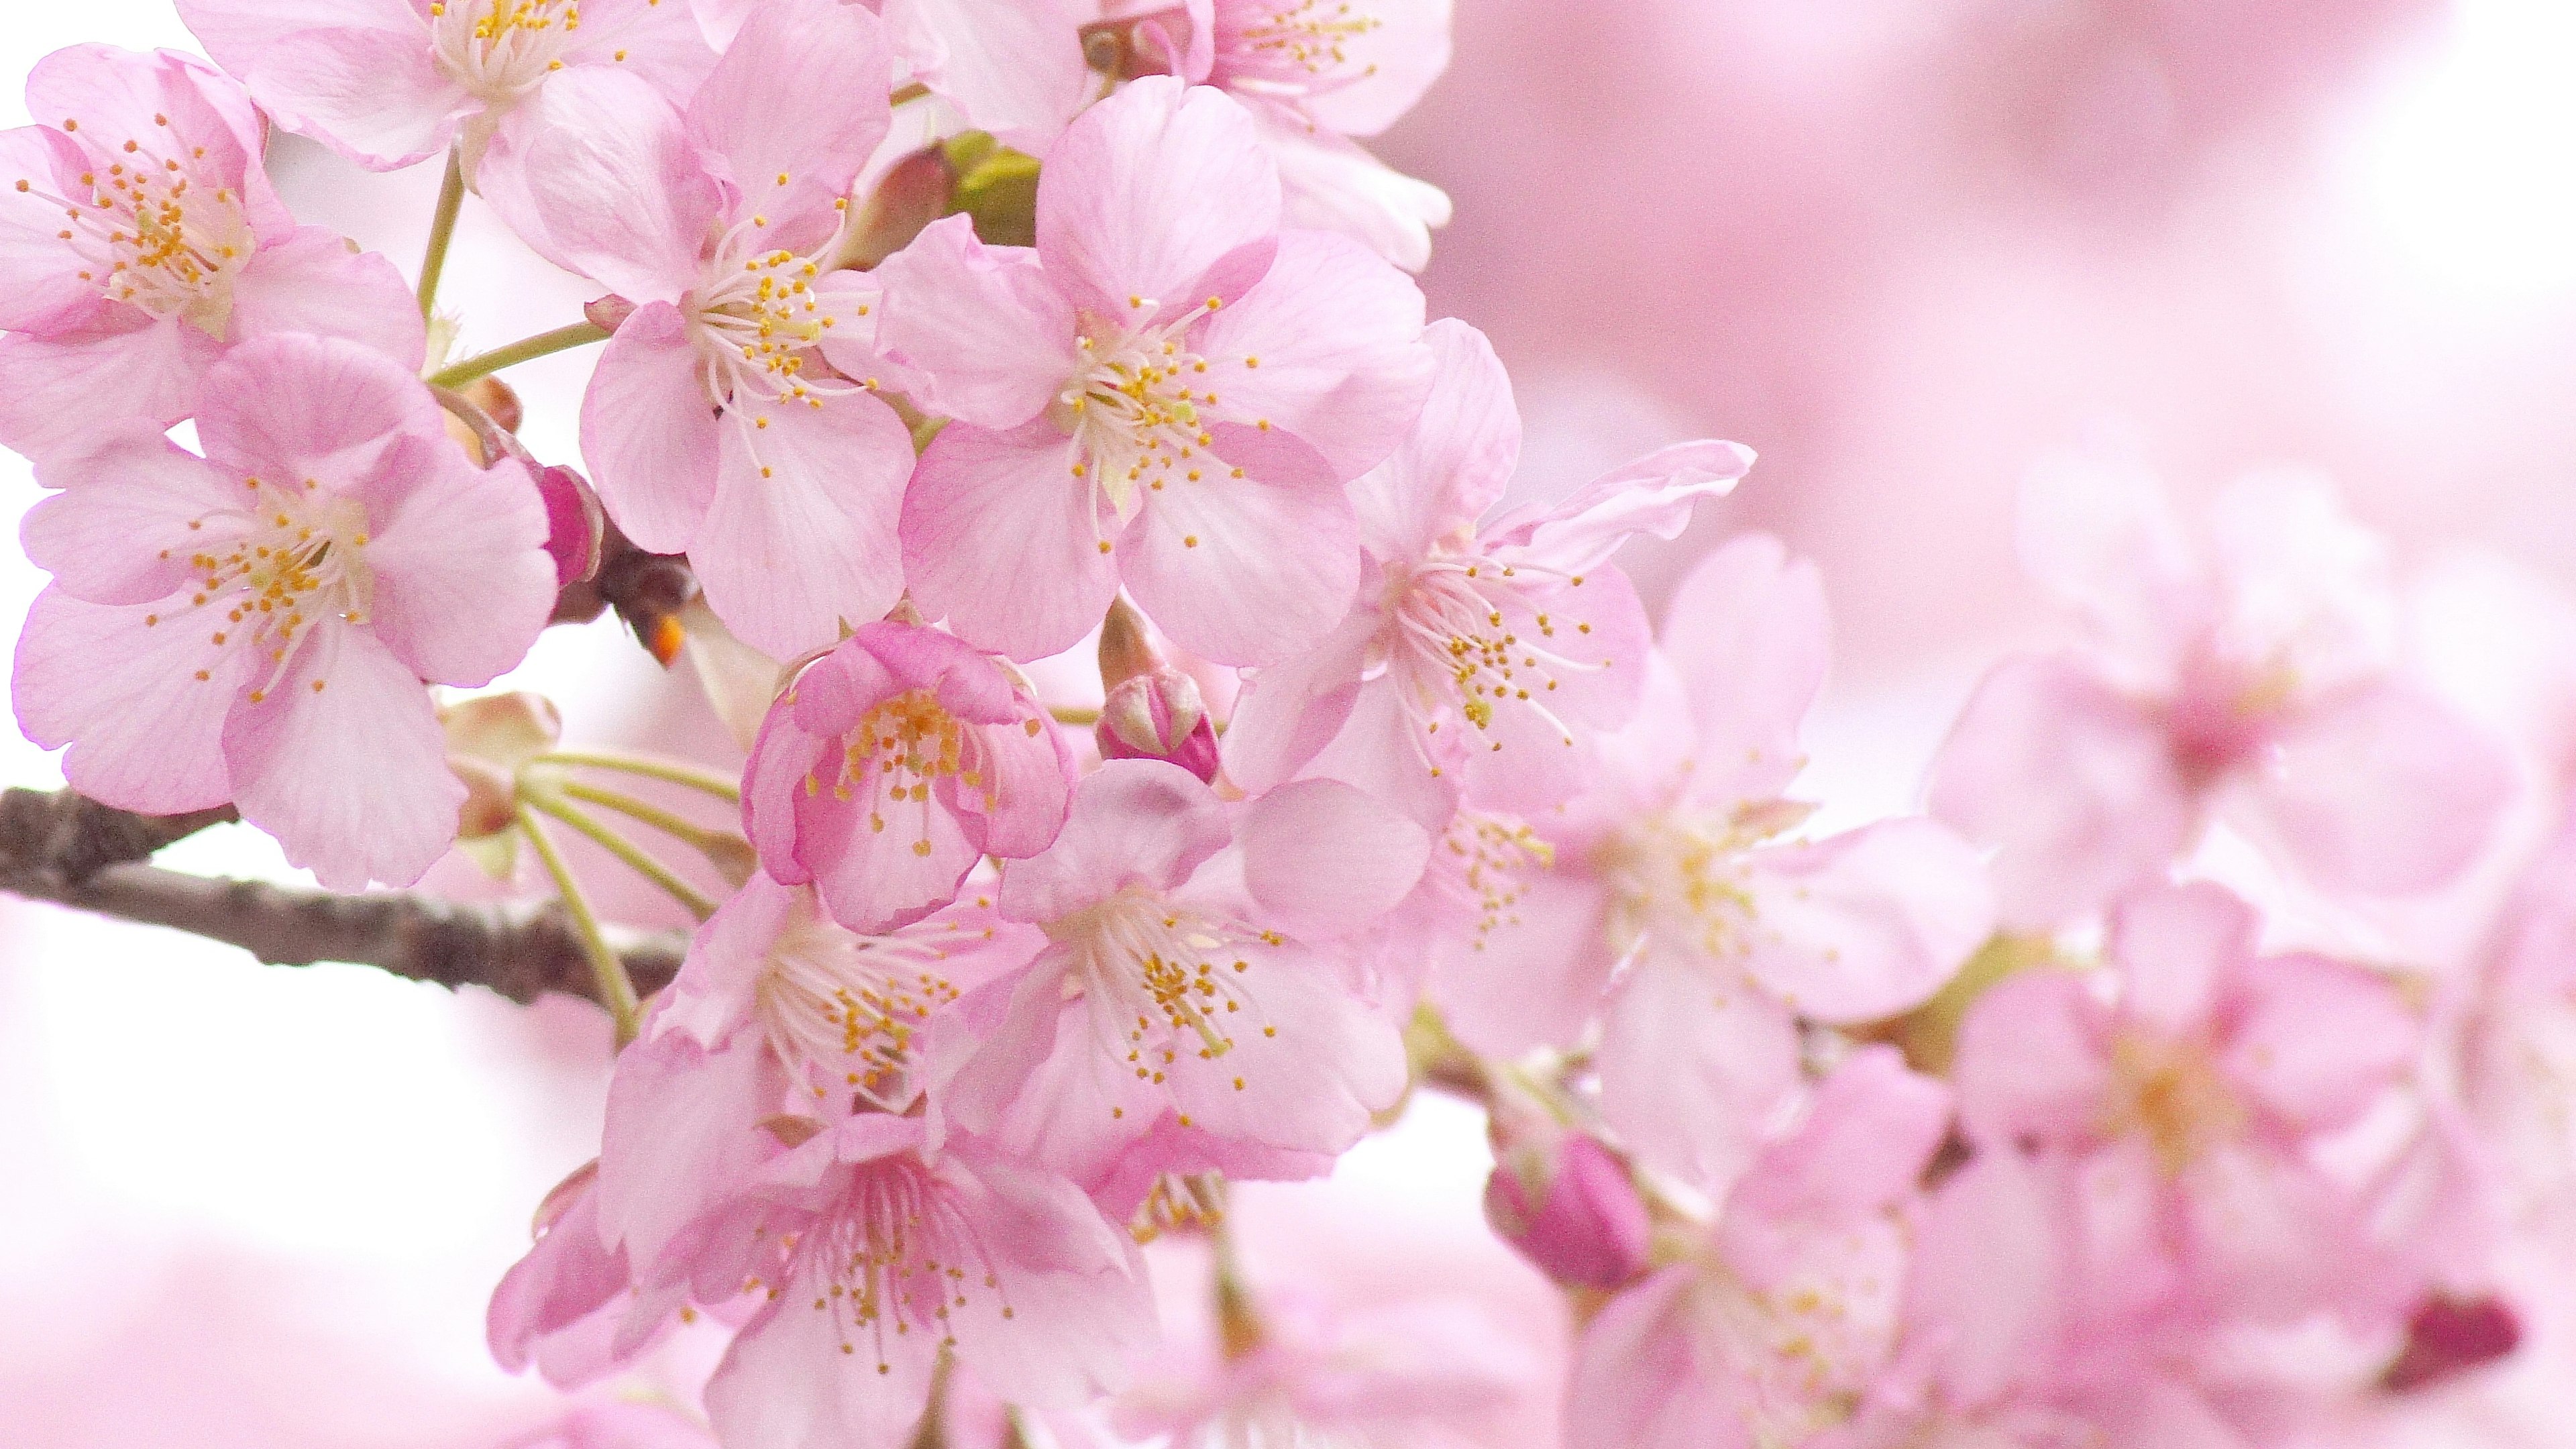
[3,4,2569,1448]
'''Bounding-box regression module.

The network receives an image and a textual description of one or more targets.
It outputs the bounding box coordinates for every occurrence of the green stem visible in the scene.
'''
[427,321,610,389]
[416,146,466,319]
[529,794,720,922]
[517,804,643,1044]
[559,778,743,856]
[535,749,743,802]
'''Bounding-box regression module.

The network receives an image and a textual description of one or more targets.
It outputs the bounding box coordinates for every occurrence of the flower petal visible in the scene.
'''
[0,314,213,464]
[174,0,464,169]
[1119,419,1360,666]
[20,433,237,604]
[359,438,555,686]
[875,215,1077,429]
[1238,776,1432,936]
[1034,75,1281,321]
[684,0,892,229]
[999,759,1232,923]
[476,69,716,304]
[1595,947,1801,1196]
[1192,228,1432,482]
[193,331,445,492]
[1659,533,1827,812]
[1346,317,1517,560]
[12,585,249,812]
[1736,818,1996,1025]
[902,420,1118,663]
[692,396,912,658]
[578,301,723,554]
[227,225,427,370]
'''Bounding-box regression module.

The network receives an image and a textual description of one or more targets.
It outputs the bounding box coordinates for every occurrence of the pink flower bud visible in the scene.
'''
[536,465,605,588]
[2382,1293,2522,1392]
[1097,670,1220,782]
[1483,1132,1653,1289]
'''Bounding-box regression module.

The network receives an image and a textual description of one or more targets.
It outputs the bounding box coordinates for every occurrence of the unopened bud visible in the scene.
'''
[847,145,956,269]
[536,464,604,588]
[1081,7,1193,80]
[1483,1132,1653,1291]
[460,374,523,434]
[1099,671,1219,781]
[2383,1293,2522,1392]
[443,692,562,875]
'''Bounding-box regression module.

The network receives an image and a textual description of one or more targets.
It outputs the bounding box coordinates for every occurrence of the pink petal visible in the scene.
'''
[651,872,802,1046]
[885,0,1092,149]
[1595,947,1802,1196]
[704,1288,941,1449]
[1237,777,1432,936]
[1951,970,2110,1150]
[1000,759,1232,924]
[2232,680,2514,898]
[1430,867,1618,1059]
[1733,1045,1951,1223]
[1287,668,1460,831]
[875,216,1078,429]
[934,1147,1154,1405]
[1736,818,1996,1025]
[1904,1151,2063,1407]
[2220,951,2416,1134]
[1659,534,1827,812]
[360,439,555,686]
[1118,419,1361,667]
[20,433,236,604]
[27,47,286,235]
[12,586,248,813]
[597,1031,777,1273]
[2176,1142,2367,1324]
[1283,0,1452,138]
[798,769,985,938]
[1346,317,1517,560]
[1161,936,1408,1151]
[486,1174,633,1381]
[0,314,214,463]
[1454,566,1652,815]
[1266,122,1452,272]
[684,0,892,229]
[475,69,716,304]
[2016,458,2210,665]
[226,225,427,370]
[2106,879,2255,1035]
[1925,655,2196,930]
[1035,76,1281,322]
[961,710,1077,860]
[1490,440,1754,576]
[193,332,446,490]
[174,0,464,169]
[971,987,1164,1187]
[578,302,722,554]
[1564,1268,1725,1449]
[222,621,460,890]
[692,395,912,658]
[901,420,1119,662]
[555,0,719,108]
[1191,229,1432,482]
[0,125,109,333]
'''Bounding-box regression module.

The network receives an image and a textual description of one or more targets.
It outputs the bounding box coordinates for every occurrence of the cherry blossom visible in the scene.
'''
[943,759,1426,1196]
[1928,465,2516,929]
[175,0,715,174]
[1432,534,1994,1193]
[742,621,1075,934]
[877,75,1434,665]
[479,0,915,657]
[1225,317,1753,827]
[1564,1047,1951,1449]
[0,44,423,464]
[12,331,555,888]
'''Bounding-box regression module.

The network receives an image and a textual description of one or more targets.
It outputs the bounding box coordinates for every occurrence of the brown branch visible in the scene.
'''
[0,787,685,1006]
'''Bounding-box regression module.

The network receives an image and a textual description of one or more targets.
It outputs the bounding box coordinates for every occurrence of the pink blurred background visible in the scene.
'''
[9,0,2576,1442]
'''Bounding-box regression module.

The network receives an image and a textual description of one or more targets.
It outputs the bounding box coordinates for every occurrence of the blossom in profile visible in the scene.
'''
[176,0,714,173]
[879,76,1433,665]
[13,331,555,888]
[1928,464,2514,928]
[0,44,423,463]
[743,621,1076,934]
[1432,535,1993,1195]
[1226,318,1752,828]
[944,760,1426,1195]
[1564,1048,1951,1449]
[480,0,914,656]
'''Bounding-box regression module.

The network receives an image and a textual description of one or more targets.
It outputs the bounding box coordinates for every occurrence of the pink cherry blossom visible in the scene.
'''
[691,0,1092,150]
[13,331,555,888]
[0,44,424,464]
[877,75,1434,665]
[1927,465,2516,929]
[943,759,1426,1195]
[479,0,914,657]
[741,621,1076,934]
[490,1161,682,1391]
[595,873,1043,1283]
[1562,1046,1951,1449]
[692,1114,1153,1449]
[1941,881,2428,1367]
[1098,0,1456,268]
[1430,534,1993,1193]
[1107,1291,1540,1449]
[176,0,715,173]
[1225,317,1752,827]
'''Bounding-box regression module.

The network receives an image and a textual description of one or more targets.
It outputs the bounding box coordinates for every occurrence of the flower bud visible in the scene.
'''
[2382,1293,2522,1392]
[847,144,956,270]
[536,464,604,588]
[1097,598,1219,780]
[443,692,562,876]
[1483,1130,1653,1291]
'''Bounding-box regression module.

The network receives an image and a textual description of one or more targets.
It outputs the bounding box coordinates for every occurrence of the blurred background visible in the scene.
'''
[7,0,2576,1442]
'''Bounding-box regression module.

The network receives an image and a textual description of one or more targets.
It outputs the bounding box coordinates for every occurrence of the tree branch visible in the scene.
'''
[0,786,686,1006]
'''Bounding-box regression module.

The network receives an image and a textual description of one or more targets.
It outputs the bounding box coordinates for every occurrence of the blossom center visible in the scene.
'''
[1059,300,1234,519]
[1218,1,1386,105]
[1434,810,1553,951]
[1055,888,1272,1091]
[1599,802,1812,965]
[153,478,375,703]
[784,1156,1017,1371]
[755,900,967,1110]
[2103,1028,2243,1176]
[1384,555,1601,763]
[802,687,993,860]
[430,0,586,103]
[692,217,864,414]
[16,122,252,333]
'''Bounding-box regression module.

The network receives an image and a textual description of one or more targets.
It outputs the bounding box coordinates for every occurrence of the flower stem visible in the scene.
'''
[417,146,466,319]
[528,794,720,922]
[427,321,610,389]
[517,804,643,1044]
[535,749,743,802]
[558,778,745,858]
